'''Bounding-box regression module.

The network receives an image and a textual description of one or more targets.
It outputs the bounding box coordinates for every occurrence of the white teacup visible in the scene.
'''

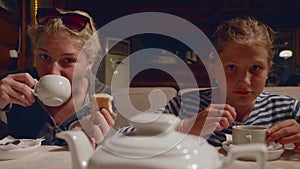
[32,75,71,107]
[232,125,267,145]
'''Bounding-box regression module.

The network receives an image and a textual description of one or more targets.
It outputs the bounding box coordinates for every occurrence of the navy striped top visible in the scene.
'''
[163,89,300,147]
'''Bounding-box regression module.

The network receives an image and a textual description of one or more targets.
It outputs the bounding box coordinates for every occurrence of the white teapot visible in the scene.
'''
[57,113,267,169]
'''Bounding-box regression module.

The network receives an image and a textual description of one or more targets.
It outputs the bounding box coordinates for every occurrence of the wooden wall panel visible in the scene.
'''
[0,0,21,74]
[0,0,20,24]
[0,19,19,46]
[0,44,15,74]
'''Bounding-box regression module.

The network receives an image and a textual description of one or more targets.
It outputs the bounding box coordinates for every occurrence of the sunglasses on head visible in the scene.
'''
[36,8,91,32]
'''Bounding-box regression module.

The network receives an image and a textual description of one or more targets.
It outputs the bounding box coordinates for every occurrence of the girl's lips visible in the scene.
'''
[234,91,252,95]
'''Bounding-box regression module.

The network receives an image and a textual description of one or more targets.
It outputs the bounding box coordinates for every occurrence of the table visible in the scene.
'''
[218,147,300,169]
[0,145,299,169]
[0,146,72,169]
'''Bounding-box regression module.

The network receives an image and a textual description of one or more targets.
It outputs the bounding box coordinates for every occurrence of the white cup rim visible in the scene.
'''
[232,125,267,130]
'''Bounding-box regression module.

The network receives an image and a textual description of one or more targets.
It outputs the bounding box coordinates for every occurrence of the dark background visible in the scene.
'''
[1,0,300,88]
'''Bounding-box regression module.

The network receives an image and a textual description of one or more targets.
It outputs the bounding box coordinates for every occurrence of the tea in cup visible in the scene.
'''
[232,125,267,145]
[32,75,71,107]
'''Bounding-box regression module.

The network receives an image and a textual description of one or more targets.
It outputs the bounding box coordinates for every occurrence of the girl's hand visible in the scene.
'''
[266,119,300,152]
[78,108,115,147]
[182,104,237,136]
[0,73,36,109]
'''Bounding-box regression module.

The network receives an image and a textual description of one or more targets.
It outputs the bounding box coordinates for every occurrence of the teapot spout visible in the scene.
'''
[56,131,94,169]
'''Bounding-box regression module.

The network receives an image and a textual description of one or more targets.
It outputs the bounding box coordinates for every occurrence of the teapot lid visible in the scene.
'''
[101,130,187,158]
[100,113,207,158]
[92,113,222,169]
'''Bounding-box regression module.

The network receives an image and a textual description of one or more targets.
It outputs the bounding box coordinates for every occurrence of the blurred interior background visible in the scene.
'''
[1,0,300,90]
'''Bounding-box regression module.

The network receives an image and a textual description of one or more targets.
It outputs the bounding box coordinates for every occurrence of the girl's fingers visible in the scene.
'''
[210,104,236,115]
[92,125,104,144]
[267,120,300,142]
[11,82,35,104]
[96,110,111,135]
[201,122,220,136]
[79,114,108,145]
[100,108,115,126]
[0,74,36,106]
[268,119,298,134]
[205,116,230,131]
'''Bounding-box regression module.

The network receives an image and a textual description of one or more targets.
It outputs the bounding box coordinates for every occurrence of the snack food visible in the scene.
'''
[91,93,116,118]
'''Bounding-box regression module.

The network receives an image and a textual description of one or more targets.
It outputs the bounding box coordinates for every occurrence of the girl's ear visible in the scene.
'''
[267,61,273,74]
[267,61,275,81]
[86,57,95,71]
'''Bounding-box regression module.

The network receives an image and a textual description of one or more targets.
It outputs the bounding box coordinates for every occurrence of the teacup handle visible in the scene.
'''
[246,134,252,144]
[30,79,39,97]
[222,143,267,169]
[31,86,38,97]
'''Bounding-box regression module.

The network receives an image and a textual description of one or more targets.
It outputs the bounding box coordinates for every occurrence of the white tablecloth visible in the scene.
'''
[218,147,300,169]
[0,146,72,169]
[0,145,299,169]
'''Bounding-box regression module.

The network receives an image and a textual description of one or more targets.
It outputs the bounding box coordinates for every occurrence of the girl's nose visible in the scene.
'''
[237,71,251,87]
[48,62,62,75]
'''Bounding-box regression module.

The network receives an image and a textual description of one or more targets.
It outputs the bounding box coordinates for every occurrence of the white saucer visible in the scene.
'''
[0,136,44,160]
[222,140,285,161]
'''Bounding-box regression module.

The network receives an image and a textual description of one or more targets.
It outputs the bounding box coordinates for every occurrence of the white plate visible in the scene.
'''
[0,136,44,160]
[222,140,285,161]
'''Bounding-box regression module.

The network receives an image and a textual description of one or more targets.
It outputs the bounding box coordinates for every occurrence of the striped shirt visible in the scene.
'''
[163,88,300,147]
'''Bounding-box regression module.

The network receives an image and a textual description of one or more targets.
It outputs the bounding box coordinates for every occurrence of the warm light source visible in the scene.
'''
[279,50,293,59]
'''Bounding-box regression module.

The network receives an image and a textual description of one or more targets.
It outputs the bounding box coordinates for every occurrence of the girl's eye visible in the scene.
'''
[40,54,50,60]
[250,65,261,71]
[63,58,76,63]
[226,65,237,71]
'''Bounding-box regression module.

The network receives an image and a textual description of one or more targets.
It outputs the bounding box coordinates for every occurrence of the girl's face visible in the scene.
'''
[35,33,93,89]
[220,41,271,108]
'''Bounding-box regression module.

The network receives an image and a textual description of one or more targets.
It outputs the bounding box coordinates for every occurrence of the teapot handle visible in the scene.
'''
[222,143,267,169]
